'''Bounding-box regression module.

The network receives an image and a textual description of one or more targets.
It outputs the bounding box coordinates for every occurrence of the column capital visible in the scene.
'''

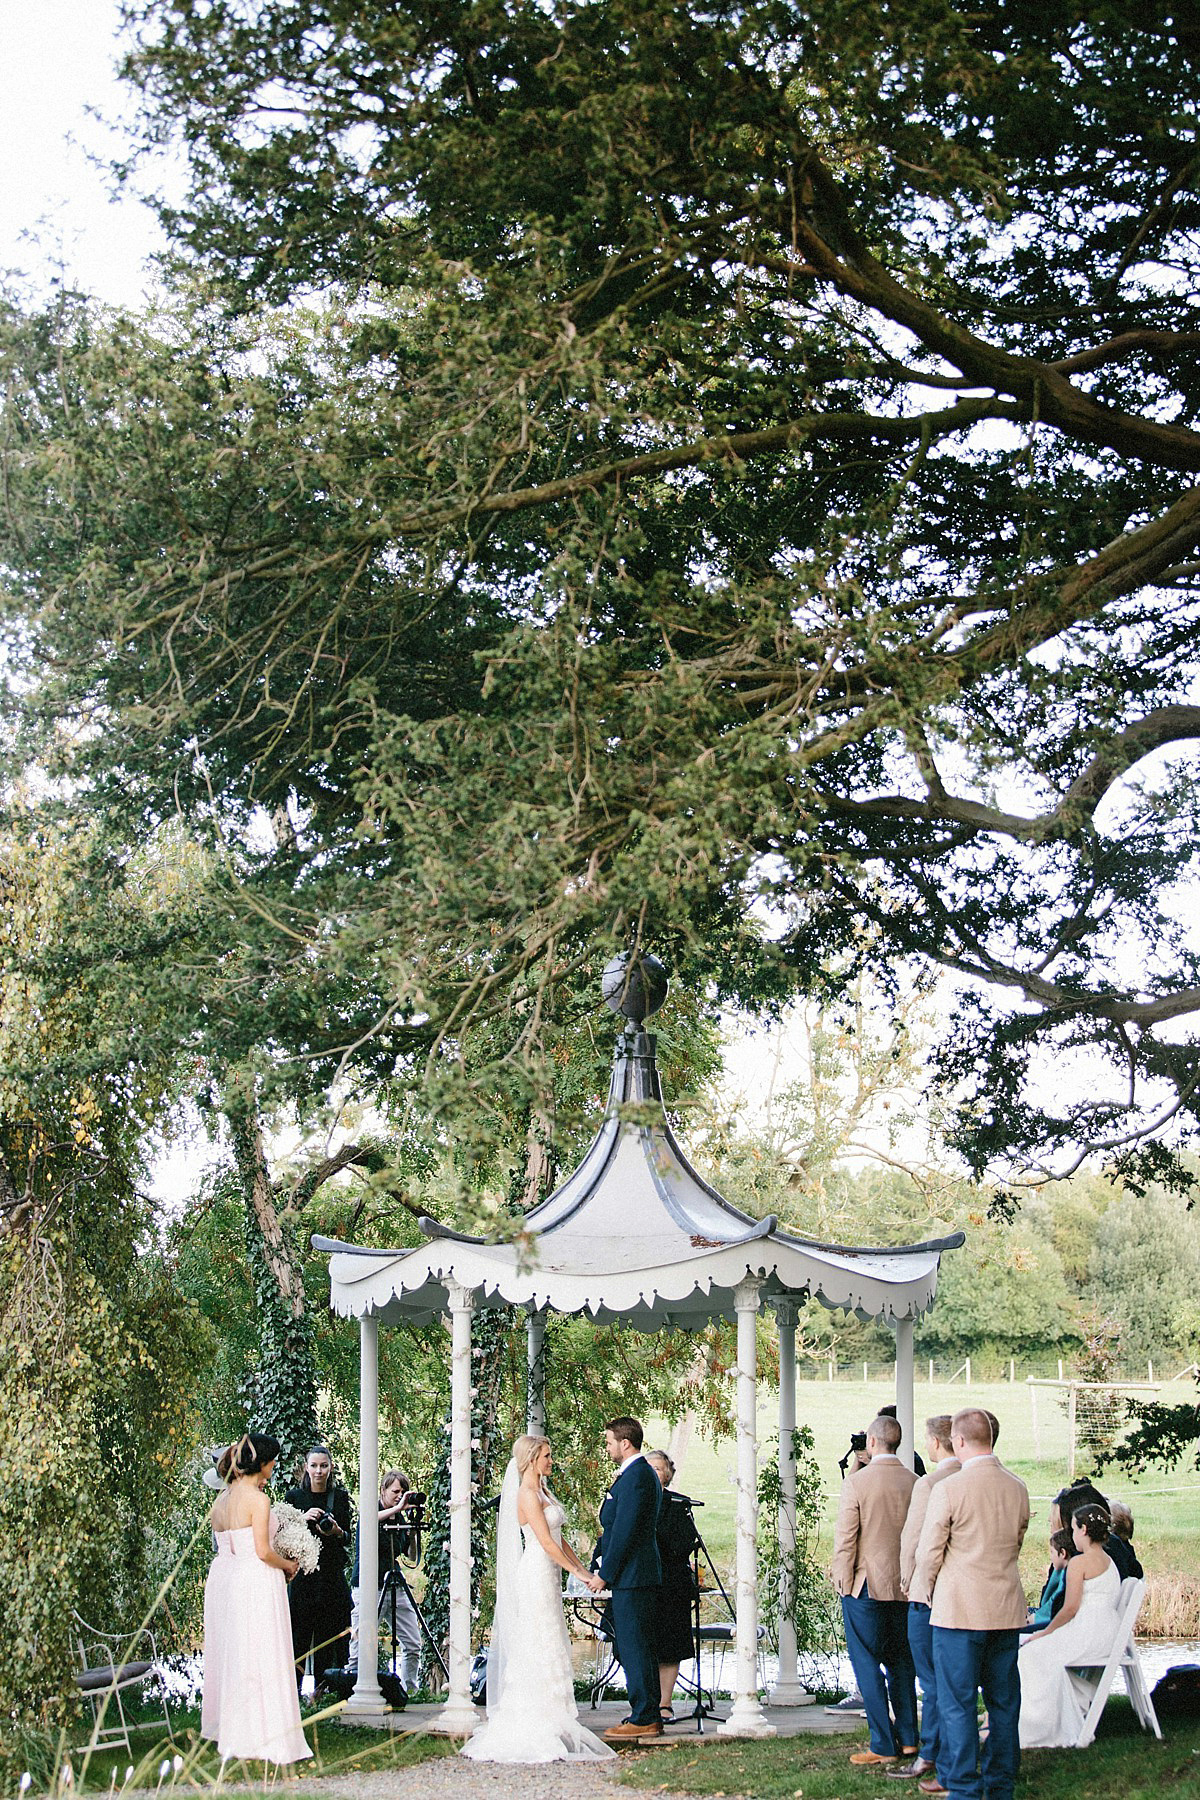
[733,1273,762,1312]
[446,1279,476,1314]
[771,1295,800,1329]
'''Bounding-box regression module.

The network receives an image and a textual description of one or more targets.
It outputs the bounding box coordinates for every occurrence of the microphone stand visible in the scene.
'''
[682,1501,735,1734]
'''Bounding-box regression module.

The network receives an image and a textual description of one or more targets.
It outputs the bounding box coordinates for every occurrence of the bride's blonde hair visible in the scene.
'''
[513,1433,549,1476]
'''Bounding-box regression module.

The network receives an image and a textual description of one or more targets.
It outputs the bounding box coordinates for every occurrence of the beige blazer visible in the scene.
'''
[831,1454,918,1601]
[909,1454,1030,1629]
[900,1456,961,1593]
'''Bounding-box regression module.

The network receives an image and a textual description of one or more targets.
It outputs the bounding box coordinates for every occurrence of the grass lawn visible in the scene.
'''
[615,1704,1200,1800]
[652,1378,1200,1637]
[54,1704,455,1793]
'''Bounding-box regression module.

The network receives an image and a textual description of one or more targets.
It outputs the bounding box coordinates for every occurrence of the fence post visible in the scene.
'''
[1067,1383,1077,1481]
[1009,1358,1015,1384]
[1148,1360,1154,1382]
[929,1359,934,1384]
[1058,1358,1064,1380]
[863,1362,868,1384]
[828,1354,835,1383]
[966,1356,971,1386]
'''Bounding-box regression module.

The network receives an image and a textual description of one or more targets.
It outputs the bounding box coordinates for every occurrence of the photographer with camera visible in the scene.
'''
[285,1445,354,1698]
[348,1468,424,1695]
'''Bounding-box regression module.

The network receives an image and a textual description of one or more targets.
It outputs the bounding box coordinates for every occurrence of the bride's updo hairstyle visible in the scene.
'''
[217,1432,281,1481]
[1072,1503,1112,1544]
[513,1434,550,1476]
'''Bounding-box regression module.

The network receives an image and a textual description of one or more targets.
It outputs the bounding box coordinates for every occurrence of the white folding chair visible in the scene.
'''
[1068,1576,1162,1748]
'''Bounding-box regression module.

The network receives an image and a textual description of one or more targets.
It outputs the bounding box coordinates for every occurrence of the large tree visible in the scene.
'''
[2,0,1199,1190]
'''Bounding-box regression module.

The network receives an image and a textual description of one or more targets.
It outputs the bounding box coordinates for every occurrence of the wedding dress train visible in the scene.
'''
[462,1470,613,1764]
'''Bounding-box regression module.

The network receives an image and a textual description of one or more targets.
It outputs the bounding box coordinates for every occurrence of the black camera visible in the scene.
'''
[314,1510,339,1535]
[837,1430,869,1476]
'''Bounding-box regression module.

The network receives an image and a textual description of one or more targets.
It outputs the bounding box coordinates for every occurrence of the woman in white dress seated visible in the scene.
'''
[1018,1502,1123,1748]
[462,1433,615,1764]
[202,1433,312,1767]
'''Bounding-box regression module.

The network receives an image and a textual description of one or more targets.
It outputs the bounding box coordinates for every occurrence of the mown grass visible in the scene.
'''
[654,1378,1200,1637]
[615,1704,1200,1800]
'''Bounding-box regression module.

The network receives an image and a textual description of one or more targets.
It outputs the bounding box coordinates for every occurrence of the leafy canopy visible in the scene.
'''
[2,0,1199,1185]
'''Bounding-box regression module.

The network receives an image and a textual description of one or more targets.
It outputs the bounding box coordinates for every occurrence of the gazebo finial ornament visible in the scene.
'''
[600,949,669,1025]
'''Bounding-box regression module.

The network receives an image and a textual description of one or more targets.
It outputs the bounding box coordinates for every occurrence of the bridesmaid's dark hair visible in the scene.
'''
[217,1432,281,1480]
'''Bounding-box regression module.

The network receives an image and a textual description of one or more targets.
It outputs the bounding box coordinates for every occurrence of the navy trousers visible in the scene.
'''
[907,1601,940,1765]
[931,1626,1020,1800]
[841,1588,918,1756]
[610,1586,661,1725]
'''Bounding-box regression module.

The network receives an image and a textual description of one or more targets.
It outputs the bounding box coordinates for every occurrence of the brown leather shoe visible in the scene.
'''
[887,1759,936,1780]
[850,1750,900,1766]
[917,1780,949,1796]
[603,1720,663,1741]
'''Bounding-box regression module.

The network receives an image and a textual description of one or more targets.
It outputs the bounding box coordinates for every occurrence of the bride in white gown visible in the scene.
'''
[1018,1503,1123,1748]
[462,1434,615,1764]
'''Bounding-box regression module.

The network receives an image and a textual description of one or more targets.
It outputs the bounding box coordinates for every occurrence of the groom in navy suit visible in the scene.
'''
[597,1415,663,1740]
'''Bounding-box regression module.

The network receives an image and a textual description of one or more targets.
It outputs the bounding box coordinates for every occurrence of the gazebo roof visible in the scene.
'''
[316,1009,962,1331]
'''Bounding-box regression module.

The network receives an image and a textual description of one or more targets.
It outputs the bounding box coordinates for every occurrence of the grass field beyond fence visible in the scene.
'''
[653,1377,1200,1639]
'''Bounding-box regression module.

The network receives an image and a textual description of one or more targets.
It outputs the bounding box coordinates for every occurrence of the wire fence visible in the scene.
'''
[803,1356,1200,1386]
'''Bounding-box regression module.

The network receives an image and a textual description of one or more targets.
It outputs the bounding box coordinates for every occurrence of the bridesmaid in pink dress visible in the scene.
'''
[201,1434,311,1766]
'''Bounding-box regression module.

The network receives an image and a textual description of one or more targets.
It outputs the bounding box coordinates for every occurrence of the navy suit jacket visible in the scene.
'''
[597,1455,662,1590]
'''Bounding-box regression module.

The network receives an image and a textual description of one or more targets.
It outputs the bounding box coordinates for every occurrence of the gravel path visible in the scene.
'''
[312,1758,681,1800]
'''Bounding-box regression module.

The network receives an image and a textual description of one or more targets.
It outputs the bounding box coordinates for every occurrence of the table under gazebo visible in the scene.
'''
[314,959,963,1737]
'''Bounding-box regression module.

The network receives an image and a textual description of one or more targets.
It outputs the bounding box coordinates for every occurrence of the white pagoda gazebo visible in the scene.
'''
[315,956,963,1737]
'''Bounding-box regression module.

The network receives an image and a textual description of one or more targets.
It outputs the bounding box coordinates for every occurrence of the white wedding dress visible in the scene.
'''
[1018,1557,1122,1747]
[462,1467,614,1764]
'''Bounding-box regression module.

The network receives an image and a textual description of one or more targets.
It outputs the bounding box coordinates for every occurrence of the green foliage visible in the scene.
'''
[1084,1190,1200,1369]
[0,824,210,1774]
[1,0,1197,1194]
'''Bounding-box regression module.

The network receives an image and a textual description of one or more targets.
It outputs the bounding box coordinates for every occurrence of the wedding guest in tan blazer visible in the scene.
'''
[888,1416,961,1783]
[831,1414,919,1766]
[909,1408,1029,1800]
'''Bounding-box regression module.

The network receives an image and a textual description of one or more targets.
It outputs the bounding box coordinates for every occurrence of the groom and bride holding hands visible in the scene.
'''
[463,1414,666,1764]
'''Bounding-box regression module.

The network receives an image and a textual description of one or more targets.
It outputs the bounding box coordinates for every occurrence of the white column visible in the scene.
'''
[895,1315,916,1473]
[526,1307,547,1435]
[719,1276,776,1737]
[768,1300,813,1706]
[346,1313,385,1715]
[434,1282,479,1734]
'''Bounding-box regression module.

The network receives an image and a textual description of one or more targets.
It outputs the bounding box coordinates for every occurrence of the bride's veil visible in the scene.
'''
[487,1456,522,1713]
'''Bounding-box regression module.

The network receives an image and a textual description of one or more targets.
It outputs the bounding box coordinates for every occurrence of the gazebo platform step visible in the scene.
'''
[328,1696,865,1740]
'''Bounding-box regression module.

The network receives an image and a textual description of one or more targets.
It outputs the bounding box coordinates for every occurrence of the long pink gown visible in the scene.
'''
[201,1525,311,1764]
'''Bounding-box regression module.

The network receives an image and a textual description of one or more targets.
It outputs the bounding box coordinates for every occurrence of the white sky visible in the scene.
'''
[0,0,165,306]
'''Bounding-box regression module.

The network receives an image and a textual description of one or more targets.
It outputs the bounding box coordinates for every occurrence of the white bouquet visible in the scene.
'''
[271,1502,320,1575]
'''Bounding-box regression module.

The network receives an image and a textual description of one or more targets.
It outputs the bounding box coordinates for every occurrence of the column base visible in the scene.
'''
[717,1698,778,1737]
[432,1697,480,1736]
[341,1682,390,1723]
[767,1680,816,1706]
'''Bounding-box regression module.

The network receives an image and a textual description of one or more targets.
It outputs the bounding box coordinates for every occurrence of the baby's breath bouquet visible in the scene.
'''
[272,1502,320,1575]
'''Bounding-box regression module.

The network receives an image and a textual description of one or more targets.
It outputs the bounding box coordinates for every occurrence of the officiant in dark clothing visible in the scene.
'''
[646,1450,700,1722]
[286,1445,353,1695]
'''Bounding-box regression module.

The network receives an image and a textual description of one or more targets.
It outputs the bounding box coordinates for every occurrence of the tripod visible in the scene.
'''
[378,1526,449,1686]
